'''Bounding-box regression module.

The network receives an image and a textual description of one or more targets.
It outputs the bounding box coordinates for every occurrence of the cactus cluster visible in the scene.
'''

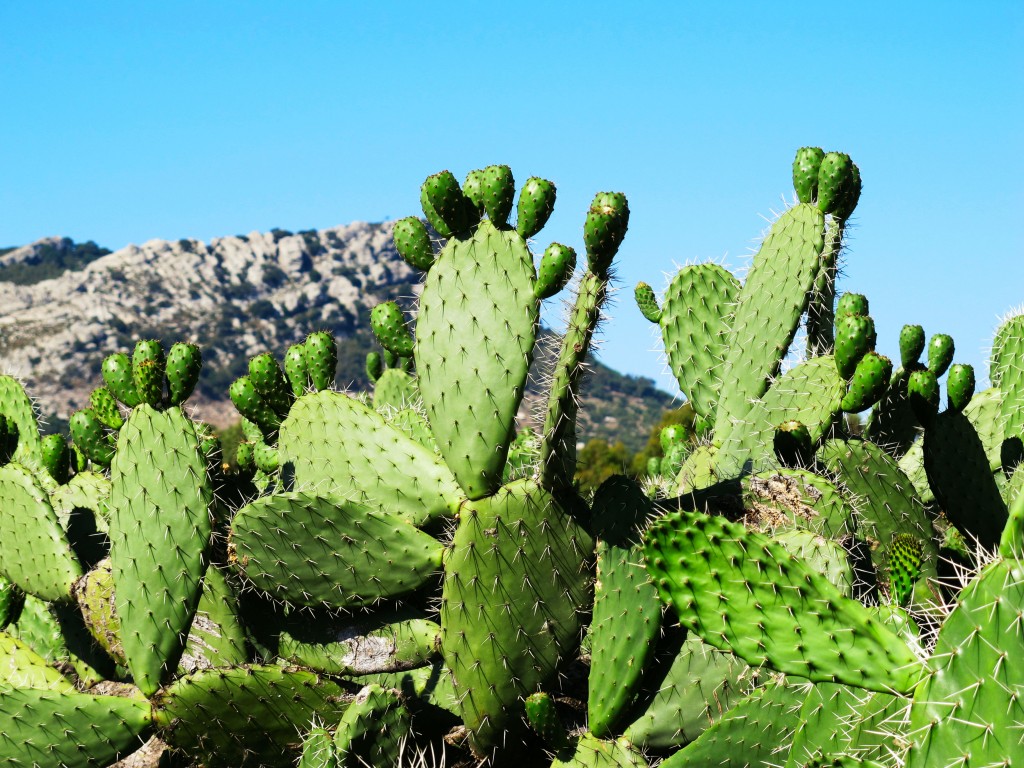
[1,152,1022,768]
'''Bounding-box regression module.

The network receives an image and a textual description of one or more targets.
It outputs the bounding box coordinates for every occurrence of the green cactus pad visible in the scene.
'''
[551,734,648,768]
[899,324,926,368]
[480,164,515,226]
[644,509,923,693]
[887,533,923,607]
[365,350,384,382]
[280,610,439,675]
[995,316,1024,446]
[152,665,352,768]
[840,352,892,413]
[371,368,419,411]
[415,219,537,499]
[108,405,212,696]
[836,292,869,318]
[774,420,813,467]
[926,333,955,376]
[536,242,577,299]
[817,152,858,218]
[793,146,825,204]
[421,170,473,235]
[0,688,153,768]
[299,724,336,768]
[462,168,486,212]
[280,390,461,526]
[944,362,975,412]
[0,376,42,471]
[516,176,557,239]
[303,331,338,392]
[0,578,24,629]
[0,462,82,601]
[658,263,740,421]
[229,376,281,440]
[583,191,630,275]
[393,216,436,271]
[0,631,76,692]
[906,368,940,423]
[441,480,592,756]
[744,468,854,540]
[248,352,293,418]
[524,691,571,751]
[131,339,165,406]
[774,528,856,596]
[50,469,112,535]
[371,300,415,358]
[834,313,875,379]
[623,632,755,750]
[165,341,202,405]
[713,204,825,446]
[284,342,310,396]
[923,409,1007,550]
[39,433,70,484]
[89,386,124,431]
[180,563,249,673]
[906,555,1024,767]
[633,281,662,323]
[864,367,920,457]
[333,683,411,767]
[101,352,141,409]
[229,492,443,608]
[70,408,115,467]
[587,476,661,738]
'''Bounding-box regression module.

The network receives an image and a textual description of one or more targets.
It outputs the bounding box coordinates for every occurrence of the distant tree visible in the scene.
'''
[575,439,634,495]
[631,402,696,476]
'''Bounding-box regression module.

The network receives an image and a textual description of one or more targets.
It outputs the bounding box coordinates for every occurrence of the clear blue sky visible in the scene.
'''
[2,2,1022,396]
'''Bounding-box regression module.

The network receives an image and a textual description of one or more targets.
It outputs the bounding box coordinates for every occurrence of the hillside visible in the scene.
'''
[0,226,676,453]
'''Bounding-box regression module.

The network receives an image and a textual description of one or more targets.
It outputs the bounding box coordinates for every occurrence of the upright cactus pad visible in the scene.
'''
[516,176,557,239]
[793,146,826,204]
[108,405,213,696]
[393,216,436,271]
[166,341,202,405]
[415,218,538,499]
[0,375,42,471]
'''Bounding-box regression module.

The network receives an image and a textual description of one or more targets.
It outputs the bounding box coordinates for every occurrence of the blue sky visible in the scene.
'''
[2,2,1022,396]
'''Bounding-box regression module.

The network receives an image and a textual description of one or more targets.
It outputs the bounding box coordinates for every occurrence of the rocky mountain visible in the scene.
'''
[0,225,676,453]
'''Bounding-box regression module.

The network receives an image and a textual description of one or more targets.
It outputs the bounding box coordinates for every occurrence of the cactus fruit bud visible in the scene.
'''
[647,456,661,476]
[836,292,869,318]
[101,352,140,408]
[946,363,975,412]
[927,333,955,376]
[365,352,383,383]
[817,152,861,219]
[370,302,415,358]
[0,415,17,464]
[481,164,515,226]
[248,353,293,418]
[392,217,435,271]
[634,282,662,323]
[516,176,557,239]
[70,443,87,473]
[304,331,338,392]
[131,340,165,407]
[229,377,280,440]
[841,352,893,412]
[535,243,577,300]
[834,313,877,379]
[584,191,630,275]
[89,388,124,430]
[660,424,688,454]
[166,342,202,405]
[284,343,309,397]
[421,170,473,235]
[253,440,280,474]
[792,146,825,204]
[774,420,813,467]
[235,441,255,472]
[524,692,570,751]
[40,434,70,484]
[462,169,486,214]
[899,324,926,368]
[888,533,923,607]
[907,368,940,422]
[70,409,114,467]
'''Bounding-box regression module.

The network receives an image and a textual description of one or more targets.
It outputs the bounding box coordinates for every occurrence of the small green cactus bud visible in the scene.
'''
[131,340,165,407]
[516,176,557,239]
[481,164,515,226]
[166,342,202,405]
[927,333,955,376]
[774,420,813,467]
[899,324,926,368]
[907,368,940,422]
[382,349,397,369]
[634,282,662,323]
[660,424,688,454]
[841,352,893,412]
[365,352,383,383]
[284,343,309,398]
[535,243,577,300]
[584,191,630,275]
[0,415,17,464]
[101,352,140,408]
[248,353,293,418]
[229,377,280,441]
[393,217,435,271]
[421,170,472,235]
[70,443,87,473]
[647,456,661,476]
[834,313,876,379]
[888,533,923,607]
[792,146,825,204]
[253,440,280,474]
[817,152,860,219]
[370,302,415,358]
[836,292,869,318]
[462,169,486,214]
[40,434,70,484]
[89,388,124,430]
[945,363,975,412]
[70,409,114,467]
[524,692,570,751]
[304,331,338,392]
[235,441,255,472]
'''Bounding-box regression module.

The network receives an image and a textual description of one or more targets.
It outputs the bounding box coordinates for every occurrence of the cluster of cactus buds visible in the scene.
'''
[1,152,1022,768]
